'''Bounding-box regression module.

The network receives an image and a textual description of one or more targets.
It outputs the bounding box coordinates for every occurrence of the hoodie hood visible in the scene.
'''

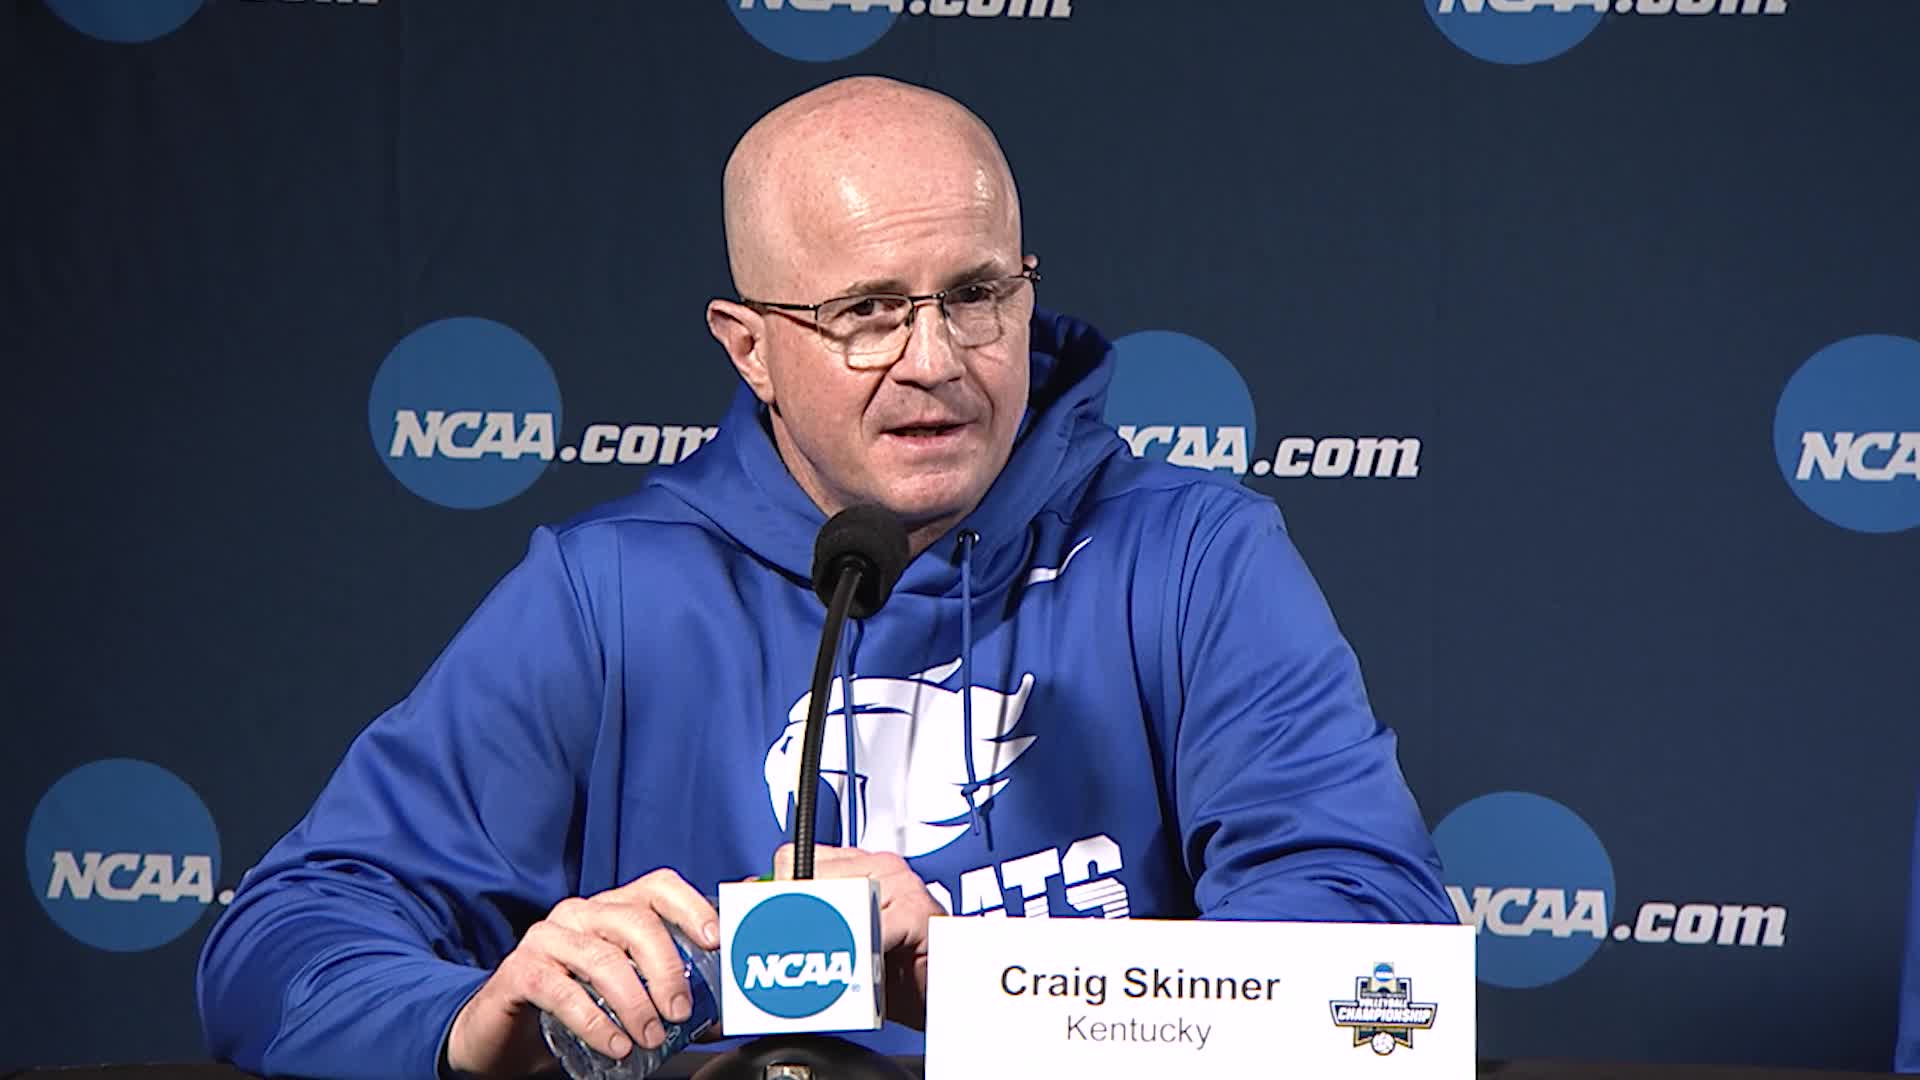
[652,308,1125,600]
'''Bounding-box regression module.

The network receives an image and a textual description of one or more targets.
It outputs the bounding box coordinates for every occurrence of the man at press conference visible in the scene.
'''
[195,76,1456,1079]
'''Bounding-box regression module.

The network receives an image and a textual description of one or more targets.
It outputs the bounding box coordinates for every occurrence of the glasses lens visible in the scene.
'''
[946,280,1017,347]
[819,295,910,367]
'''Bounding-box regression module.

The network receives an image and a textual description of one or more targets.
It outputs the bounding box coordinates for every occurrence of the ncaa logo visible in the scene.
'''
[731,893,858,1018]
[43,0,203,42]
[1773,334,1920,534]
[1431,791,1615,989]
[728,0,897,63]
[368,316,562,510]
[26,758,224,952]
[1104,331,1256,479]
[1424,0,1605,65]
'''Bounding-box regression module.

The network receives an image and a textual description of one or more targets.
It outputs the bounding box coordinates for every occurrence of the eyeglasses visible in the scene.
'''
[742,266,1039,370]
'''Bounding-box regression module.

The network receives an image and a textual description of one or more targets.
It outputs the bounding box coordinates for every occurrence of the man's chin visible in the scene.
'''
[872,491,985,546]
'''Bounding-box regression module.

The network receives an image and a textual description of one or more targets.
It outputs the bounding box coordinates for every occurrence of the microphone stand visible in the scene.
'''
[790,562,862,880]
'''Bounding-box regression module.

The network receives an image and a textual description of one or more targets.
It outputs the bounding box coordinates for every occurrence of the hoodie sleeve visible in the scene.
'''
[1169,495,1455,925]
[196,525,606,1080]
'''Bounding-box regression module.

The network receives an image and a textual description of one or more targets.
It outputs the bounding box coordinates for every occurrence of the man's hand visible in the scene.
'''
[771,843,945,1029]
[445,869,719,1078]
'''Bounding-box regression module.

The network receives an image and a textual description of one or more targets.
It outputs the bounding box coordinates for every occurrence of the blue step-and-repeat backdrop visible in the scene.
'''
[7,0,1918,1071]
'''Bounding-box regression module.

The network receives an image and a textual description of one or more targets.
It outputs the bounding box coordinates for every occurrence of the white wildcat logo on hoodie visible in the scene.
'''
[764,658,1036,859]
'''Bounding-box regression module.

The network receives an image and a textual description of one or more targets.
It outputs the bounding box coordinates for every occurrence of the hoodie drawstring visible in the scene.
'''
[833,533,991,850]
[837,619,857,847]
[956,529,989,843]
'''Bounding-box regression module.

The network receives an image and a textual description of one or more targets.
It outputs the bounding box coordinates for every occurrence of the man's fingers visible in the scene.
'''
[537,966,636,1061]
[613,868,720,950]
[772,845,919,890]
[773,843,869,880]
[612,907,695,1026]
[766,847,935,955]
[549,883,708,1029]
[471,870,736,1072]
[524,922,666,1052]
[770,842,874,879]
[498,946,638,1062]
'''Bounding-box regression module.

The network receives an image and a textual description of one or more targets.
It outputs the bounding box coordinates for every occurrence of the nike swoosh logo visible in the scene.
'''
[1025,536,1093,586]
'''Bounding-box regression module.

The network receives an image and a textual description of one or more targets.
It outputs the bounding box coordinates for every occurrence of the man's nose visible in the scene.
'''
[890,301,964,386]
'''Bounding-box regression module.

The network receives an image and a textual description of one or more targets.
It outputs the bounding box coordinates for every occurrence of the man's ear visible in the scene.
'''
[707,299,775,405]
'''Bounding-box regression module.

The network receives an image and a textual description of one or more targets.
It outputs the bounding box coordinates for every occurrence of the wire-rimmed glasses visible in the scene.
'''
[742,266,1039,369]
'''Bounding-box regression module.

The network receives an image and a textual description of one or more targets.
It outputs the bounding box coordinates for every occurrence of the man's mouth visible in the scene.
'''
[888,424,963,438]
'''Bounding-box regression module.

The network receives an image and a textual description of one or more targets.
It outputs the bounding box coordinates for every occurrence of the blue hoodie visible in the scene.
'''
[197,310,1453,1079]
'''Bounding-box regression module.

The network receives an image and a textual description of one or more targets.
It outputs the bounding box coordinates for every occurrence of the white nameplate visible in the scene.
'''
[926,917,1474,1078]
[718,878,884,1036]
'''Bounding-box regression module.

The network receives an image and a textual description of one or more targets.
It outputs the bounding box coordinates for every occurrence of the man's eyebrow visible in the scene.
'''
[833,260,1010,299]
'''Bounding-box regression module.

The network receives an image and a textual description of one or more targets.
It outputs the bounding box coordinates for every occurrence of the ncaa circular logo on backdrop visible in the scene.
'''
[1424,0,1605,65]
[1773,334,1920,534]
[26,759,223,952]
[43,0,203,43]
[731,893,858,1018]
[727,0,897,62]
[1431,791,1615,988]
[1104,330,1256,479]
[368,316,563,510]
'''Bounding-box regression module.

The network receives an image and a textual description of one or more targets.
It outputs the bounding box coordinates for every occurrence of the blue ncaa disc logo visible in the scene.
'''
[43,0,204,43]
[726,0,898,63]
[1431,791,1615,989]
[25,759,223,952]
[1424,0,1606,66]
[1104,330,1257,480]
[731,893,859,1018]
[368,316,563,510]
[1772,334,1920,534]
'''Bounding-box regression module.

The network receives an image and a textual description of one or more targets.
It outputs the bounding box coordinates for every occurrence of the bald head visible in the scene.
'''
[722,77,1021,299]
[706,79,1036,555]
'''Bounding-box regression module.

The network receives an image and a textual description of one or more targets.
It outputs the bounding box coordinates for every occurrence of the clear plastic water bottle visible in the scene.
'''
[539,922,721,1080]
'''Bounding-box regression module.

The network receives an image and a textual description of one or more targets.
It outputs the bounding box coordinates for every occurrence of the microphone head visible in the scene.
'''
[812,505,910,619]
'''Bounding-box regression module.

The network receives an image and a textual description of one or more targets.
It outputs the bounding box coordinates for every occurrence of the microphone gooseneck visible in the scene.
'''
[792,506,910,880]
[792,567,861,881]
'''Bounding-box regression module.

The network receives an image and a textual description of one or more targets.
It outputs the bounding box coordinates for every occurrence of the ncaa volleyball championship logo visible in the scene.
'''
[26,759,225,952]
[1773,334,1920,534]
[731,893,859,1018]
[43,0,203,42]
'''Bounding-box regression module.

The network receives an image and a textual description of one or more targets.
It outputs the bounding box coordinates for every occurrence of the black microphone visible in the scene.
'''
[810,504,910,618]
[792,505,909,880]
